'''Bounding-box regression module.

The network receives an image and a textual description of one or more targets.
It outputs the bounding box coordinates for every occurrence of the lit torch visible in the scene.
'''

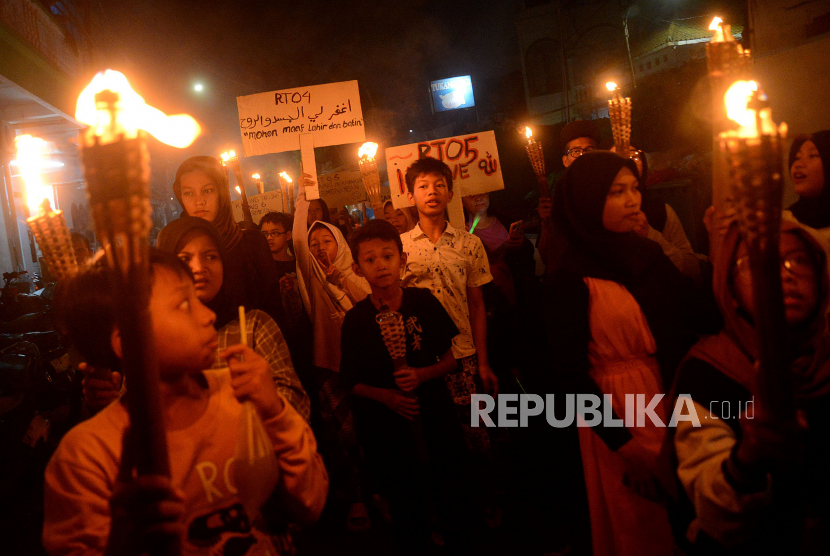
[279,171,293,214]
[252,173,264,195]
[15,135,78,281]
[720,79,792,425]
[707,16,752,220]
[523,127,548,199]
[606,82,632,158]
[358,142,383,215]
[221,150,252,222]
[75,70,200,511]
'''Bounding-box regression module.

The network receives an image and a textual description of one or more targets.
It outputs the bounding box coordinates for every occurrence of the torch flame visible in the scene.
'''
[75,70,201,148]
[606,82,617,92]
[723,80,779,138]
[252,173,261,180]
[235,186,241,194]
[220,150,236,164]
[279,172,292,183]
[709,17,723,31]
[14,135,55,215]
[724,80,759,136]
[358,142,379,159]
[525,127,532,140]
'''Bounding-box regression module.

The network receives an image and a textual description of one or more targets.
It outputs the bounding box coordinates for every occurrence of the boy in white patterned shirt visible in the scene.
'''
[400,158,498,451]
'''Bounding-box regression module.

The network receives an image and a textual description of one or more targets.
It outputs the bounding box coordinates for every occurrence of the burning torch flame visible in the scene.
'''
[708,16,731,43]
[724,80,779,138]
[724,81,758,136]
[525,127,532,140]
[235,186,241,194]
[14,135,55,215]
[279,172,292,183]
[220,150,236,164]
[75,70,201,148]
[252,173,261,180]
[358,142,379,160]
[606,82,617,92]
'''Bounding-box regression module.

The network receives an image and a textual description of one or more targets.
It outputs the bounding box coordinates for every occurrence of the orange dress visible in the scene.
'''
[578,277,676,556]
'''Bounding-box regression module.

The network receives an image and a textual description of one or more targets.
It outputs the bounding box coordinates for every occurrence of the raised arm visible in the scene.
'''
[292,177,313,317]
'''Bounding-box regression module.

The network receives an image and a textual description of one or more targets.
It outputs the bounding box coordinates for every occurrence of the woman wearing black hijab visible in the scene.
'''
[172,156,284,326]
[541,151,718,556]
[615,145,704,282]
[788,130,830,230]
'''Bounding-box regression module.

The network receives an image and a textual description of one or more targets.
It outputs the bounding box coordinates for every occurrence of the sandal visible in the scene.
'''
[347,502,371,532]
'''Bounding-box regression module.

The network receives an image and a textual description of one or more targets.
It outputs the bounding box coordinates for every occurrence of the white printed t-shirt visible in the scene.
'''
[401,221,493,359]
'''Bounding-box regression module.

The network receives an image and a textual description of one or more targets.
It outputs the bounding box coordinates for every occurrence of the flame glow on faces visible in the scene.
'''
[723,80,781,138]
[606,82,617,92]
[75,70,200,148]
[358,142,379,160]
[14,135,55,214]
[279,172,292,183]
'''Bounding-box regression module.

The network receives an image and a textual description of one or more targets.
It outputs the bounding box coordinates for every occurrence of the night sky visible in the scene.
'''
[82,0,745,196]
[87,0,522,160]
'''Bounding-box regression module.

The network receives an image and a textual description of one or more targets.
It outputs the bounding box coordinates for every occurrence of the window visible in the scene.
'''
[663,54,668,62]
[526,38,563,97]
[655,57,660,65]
[639,64,644,72]
[647,61,652,69]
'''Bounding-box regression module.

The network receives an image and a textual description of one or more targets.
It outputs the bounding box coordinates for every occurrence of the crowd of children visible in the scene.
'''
[37,125,830,555]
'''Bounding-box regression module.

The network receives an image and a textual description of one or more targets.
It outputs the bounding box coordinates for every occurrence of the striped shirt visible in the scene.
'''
[213,309,311,422]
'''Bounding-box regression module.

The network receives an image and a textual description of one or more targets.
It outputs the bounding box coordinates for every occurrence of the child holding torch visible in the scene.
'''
[43,250,327,555]
[340,219,472,553]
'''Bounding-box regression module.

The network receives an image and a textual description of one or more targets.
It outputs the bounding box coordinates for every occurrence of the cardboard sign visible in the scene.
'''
[385,130,503,210]
[231,190,287,224]
[237,80,365,157]
[318,170,367,207]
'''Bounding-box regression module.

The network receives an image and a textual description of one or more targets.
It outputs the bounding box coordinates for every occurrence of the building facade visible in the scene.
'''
[0,0,92,275]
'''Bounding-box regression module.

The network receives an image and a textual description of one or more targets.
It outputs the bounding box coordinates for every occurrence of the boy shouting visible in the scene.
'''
[401,157,497,451]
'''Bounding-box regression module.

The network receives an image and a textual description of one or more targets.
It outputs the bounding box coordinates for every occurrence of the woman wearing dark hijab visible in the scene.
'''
[788,130,830,230]
[542,151,719,556]
[172,156,284,326]
[155,216,310,420]
[614,144,704,281]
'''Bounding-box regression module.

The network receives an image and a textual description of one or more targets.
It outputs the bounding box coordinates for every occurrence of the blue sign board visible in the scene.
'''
[430,75,475,113]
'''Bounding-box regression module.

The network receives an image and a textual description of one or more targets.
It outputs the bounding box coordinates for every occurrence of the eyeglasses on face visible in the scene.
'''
[567,146,595,158]
[262,230,288,239]
[734,251,816,278]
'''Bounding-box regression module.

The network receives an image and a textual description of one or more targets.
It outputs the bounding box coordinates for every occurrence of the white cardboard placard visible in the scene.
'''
[231,190,287,224]
[385,130,503,210]
[237,80,365,157]
[318,170,367,207]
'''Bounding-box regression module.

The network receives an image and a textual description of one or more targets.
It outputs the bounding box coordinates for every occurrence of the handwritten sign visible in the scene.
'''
[385,130,503,209]
[237,80,365,157]
[318,170,367,207]
[231,190,287,224]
